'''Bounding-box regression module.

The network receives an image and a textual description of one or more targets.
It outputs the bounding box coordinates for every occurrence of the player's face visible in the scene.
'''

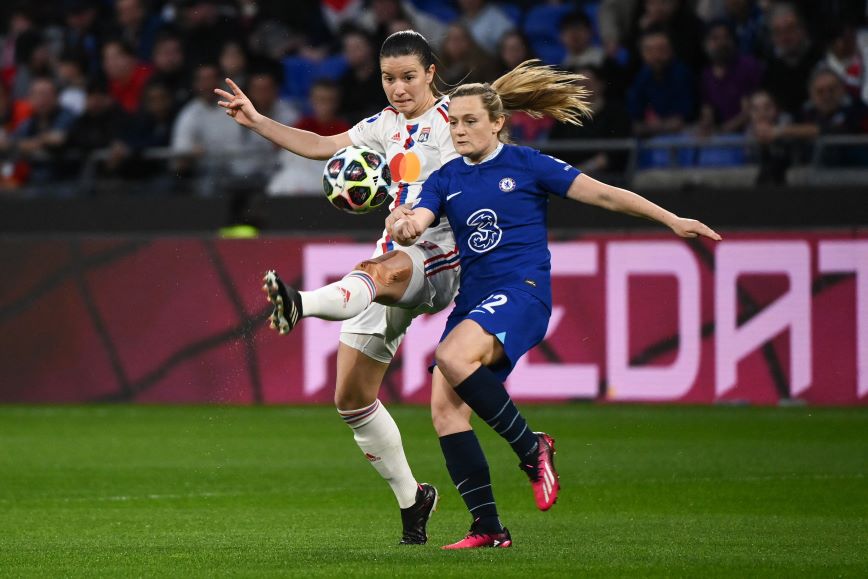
[448,95,505,163]
[380,55,435,119]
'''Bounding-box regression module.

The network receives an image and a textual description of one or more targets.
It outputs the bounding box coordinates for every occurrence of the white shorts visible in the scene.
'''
[339,240,460,363]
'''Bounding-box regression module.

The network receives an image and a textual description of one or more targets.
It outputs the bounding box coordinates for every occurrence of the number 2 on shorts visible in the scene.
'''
[471,293,508,315]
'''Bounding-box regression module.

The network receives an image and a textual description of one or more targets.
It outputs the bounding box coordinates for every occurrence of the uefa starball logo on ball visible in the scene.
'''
[322,146,392,214]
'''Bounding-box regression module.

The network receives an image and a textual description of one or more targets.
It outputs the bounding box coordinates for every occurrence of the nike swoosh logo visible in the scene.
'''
[446,191,462,201]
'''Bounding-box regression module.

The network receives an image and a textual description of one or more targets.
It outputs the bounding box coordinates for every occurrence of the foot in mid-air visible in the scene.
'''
[262,270,303,335]
[442,519,512,550]
[520,432,559,511]
[399,483,439,545]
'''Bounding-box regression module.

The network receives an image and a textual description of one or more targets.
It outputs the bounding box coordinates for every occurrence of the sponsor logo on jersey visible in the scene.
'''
[466,208,502,253]
[499,177,516,192]
[390,131,401,142]
[418,126,431,142]
[524,279,537,287]
[389,152,422,182]
[446,190,462,201]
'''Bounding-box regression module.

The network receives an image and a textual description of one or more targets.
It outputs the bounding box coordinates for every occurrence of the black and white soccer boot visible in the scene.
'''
[399,483,439,545]
[262,270,303,335]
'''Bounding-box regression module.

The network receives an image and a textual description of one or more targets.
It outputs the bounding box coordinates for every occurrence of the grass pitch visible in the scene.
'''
[0,404,866,578]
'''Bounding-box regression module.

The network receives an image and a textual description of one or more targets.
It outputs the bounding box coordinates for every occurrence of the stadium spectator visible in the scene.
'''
[1,76,78,188]
[102,39,154,113]
[746,89,798,184]
[558,10,626,98]
[59,0,105,79]
[627,28,696,136]
[337,26,384,120]
[10,30,54,101]
[149,31,191,110]
[598,0,640,57]
[175,0,241,66]
[627,0,706,71]
[495,30,534,76]
[218,40,249,94]
[268,78,350,195]
[698,19,763,134]
[171,63,236,187]
[1,7,34,82]
[363,0,448,51]
[560,10,606,70]
[116,80,177,181]
[721,0,767,58]
[63,80,129,174]
[57,52,88,116]
[799,67,868,165]
[822,23,864,101]
[456,0,515,55]
[438,23,499,86]
[550,65,632,174]
[174,63,293,193]
[761,3,822,118]
[111,0,163,62]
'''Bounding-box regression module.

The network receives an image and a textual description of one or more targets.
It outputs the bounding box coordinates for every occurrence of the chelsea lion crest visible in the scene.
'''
[499,177,516,192]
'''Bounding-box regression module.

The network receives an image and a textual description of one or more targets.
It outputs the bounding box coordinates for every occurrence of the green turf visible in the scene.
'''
[0,405,866,578]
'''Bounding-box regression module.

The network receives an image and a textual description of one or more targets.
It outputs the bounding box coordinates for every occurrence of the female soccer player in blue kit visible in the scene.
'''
[389,61,722,549]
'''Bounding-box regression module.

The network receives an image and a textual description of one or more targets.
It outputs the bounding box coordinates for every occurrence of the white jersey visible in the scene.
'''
[349,97,458,254]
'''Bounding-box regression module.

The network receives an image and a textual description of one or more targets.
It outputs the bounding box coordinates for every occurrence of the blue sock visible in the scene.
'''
[439,430,502,533]
[454,366,539,461]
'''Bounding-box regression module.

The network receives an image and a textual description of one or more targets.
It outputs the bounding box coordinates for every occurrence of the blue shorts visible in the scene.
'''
[438,287,551,382]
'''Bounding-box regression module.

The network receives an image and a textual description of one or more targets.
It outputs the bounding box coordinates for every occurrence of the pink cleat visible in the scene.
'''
[520,432,560,511]
[442,520,512,550]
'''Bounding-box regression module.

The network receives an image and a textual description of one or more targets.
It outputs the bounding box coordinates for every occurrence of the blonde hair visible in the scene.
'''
[450,60,592,142]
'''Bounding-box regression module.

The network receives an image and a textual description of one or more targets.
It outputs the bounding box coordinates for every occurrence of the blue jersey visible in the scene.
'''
[416,144,581,314]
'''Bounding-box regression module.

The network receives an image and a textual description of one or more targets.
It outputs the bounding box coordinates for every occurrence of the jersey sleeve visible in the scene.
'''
[414,166,445,225]
[436,104,460,165]
[529,149,581,198]
[348,108,392,152]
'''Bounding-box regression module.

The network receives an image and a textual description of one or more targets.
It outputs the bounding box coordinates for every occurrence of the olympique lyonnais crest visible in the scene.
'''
[499,177,516,192]
[418,126,431,142]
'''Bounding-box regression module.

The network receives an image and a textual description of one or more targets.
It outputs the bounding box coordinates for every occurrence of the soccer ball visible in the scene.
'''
[322,146,392,214]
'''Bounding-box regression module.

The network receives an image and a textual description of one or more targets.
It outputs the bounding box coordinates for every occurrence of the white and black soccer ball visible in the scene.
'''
[322,146,392,214]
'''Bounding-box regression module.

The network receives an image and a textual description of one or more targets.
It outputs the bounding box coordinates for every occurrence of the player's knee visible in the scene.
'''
[434,342,463,380]
[334,389,373,411]
[355,257,412,291]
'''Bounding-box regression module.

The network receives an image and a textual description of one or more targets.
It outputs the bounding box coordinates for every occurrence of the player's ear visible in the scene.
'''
[492,114,506,134]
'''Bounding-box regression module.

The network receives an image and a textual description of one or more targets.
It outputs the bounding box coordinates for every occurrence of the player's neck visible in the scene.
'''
[465,141,502,165]
[405,93,437,120]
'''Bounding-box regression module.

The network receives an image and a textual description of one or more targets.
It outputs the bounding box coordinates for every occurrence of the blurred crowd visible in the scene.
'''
[1,0,867,197]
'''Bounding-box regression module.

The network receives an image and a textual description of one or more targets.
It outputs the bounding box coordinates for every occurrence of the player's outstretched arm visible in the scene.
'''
[214,77,351,161]
[390,207,437,246]
[566,173,722,241]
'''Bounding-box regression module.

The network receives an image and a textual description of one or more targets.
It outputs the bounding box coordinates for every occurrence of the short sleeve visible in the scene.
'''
[414,166,445,223]
[436,104,459,166]
[348,108,390,152]
[529,149,581,198]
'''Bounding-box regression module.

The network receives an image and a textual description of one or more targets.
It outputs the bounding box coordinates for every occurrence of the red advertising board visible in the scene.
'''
[0,231,865,405]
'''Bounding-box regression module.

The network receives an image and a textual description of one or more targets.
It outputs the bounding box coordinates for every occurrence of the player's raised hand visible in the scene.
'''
[385,203,414,232]
[669,217,722,241]
[214,78,262,128]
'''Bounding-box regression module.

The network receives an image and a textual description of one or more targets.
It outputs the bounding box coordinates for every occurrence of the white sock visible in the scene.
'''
[338,399,419,509]
[300,270,377,321]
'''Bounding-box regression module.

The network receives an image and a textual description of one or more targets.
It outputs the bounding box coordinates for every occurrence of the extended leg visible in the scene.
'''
[263,251,415,334]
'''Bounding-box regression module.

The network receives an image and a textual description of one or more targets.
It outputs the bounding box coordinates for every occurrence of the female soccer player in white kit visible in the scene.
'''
[215,31,458,544]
